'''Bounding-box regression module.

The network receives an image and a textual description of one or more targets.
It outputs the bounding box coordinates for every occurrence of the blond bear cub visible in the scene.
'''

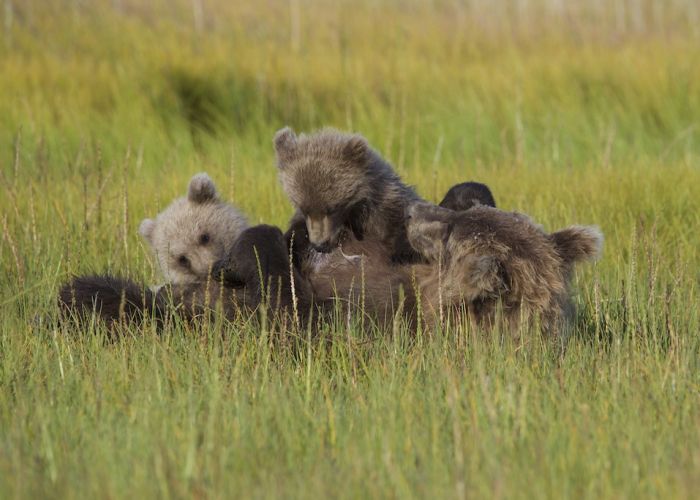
[139,173,249,285]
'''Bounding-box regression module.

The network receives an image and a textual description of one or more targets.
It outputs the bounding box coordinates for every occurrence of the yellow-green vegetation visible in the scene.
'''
[1,0,699,497]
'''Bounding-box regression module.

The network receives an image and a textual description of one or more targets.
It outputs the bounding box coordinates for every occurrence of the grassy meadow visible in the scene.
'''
[1,0,700,497]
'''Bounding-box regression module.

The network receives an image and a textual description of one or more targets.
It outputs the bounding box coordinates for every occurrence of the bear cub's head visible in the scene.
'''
[274,127,374,253]
[139,173,249,285]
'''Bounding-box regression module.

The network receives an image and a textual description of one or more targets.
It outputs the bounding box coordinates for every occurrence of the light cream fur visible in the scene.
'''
[139,173,249,285]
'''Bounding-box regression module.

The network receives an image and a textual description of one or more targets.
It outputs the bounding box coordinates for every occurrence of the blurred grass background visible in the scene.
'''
[1,1,699,498]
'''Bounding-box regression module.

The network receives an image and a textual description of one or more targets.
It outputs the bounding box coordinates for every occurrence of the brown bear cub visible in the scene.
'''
[275,127,423,264]
[139,173,249,285]
[439,181,496,211]
[275,127,425,326]
[59,174,307,330]
[58,225,309,330]
[405,203,602,340]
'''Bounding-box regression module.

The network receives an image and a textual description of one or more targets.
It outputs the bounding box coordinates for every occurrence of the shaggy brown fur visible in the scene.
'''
[439,181,496,211]
[139,173,249,285]
[212,224,312,322]
[58,226,308,331]
[308,237,413,329]
[275,127,423,264]
[281,217,410,329]
[58,275,165,328]
[274,127,425,328]
[406,203,602,339]
[58,275,256,332]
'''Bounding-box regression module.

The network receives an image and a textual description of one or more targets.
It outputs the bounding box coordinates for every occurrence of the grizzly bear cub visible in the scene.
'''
[59,174,307,330]
[139,173,249,285]
[58,225,309,330]
[275,127,423,264]
[405,203,602,340]
[275,127,425,326]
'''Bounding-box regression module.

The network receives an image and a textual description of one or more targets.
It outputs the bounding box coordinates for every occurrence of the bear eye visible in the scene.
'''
[199,233,210,245]
[178,255,190,268]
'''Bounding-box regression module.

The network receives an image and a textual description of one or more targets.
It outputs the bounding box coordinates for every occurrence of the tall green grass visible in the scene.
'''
[1,1,699,498]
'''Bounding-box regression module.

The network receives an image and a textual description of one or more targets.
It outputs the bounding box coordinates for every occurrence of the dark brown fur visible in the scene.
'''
[58,276,258,332]
[439,181,496,211]
[58,275,164,329]
[212,224,312,323]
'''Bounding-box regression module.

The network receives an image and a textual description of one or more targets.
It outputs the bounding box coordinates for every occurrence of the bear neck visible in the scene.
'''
[361,152,423,247]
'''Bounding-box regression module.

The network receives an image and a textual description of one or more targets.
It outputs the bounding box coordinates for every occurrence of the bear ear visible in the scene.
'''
[405,203,451,262]
[407,219,450,262]
[342,134,370,166]
[273,127,298,169]
[188,173,218,203]
[139,218,156,244]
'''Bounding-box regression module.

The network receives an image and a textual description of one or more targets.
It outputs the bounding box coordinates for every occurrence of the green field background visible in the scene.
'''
[1,1,699,498]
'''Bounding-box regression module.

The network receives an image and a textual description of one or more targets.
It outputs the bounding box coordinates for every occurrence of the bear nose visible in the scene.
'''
[311,241,332,253]
[404,204,418,221]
